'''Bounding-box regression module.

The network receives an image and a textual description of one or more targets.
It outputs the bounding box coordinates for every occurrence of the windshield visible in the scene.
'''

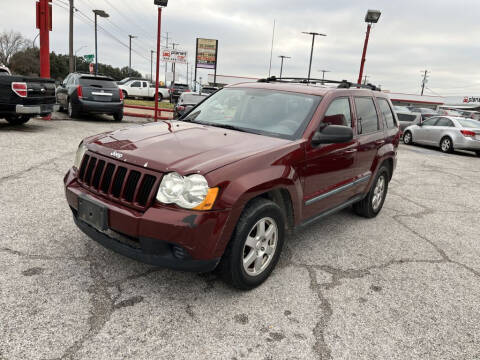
[183,87,320,139]
[456,118,480,128]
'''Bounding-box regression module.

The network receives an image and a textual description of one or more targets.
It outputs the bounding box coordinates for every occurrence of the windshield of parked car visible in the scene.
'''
[456,118,480,128]
[183,88,321,140]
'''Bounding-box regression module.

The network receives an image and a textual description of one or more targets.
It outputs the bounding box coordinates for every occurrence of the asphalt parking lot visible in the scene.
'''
[1,116,479,360]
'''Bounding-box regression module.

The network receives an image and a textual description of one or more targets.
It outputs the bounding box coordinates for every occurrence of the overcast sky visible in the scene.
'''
[3,0,480,95]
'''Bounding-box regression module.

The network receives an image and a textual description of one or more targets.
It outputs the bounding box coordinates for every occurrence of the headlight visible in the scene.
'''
[73,142,88,170]
[156,172,219,210]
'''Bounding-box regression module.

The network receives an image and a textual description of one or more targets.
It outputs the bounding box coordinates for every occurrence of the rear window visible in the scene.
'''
[456,118,480,128]
[182,94,206,104]
[79,77,116,88]
[397,113,418,122]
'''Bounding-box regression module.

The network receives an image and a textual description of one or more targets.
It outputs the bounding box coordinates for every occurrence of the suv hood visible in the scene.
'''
[87,121,289,174]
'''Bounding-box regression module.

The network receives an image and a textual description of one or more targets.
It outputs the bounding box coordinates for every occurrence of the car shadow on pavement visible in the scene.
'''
[402,143,478,158]
[0,122,48,132]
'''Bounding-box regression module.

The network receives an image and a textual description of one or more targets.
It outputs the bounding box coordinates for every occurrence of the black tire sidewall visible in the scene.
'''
[365,167,389,217]
[228,201,285,289]
[403,131,412,145]
[440,137,453,153]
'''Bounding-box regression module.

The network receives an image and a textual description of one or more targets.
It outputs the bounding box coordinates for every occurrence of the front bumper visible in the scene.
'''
[64,169,228,272]
[77,99,123,114]
[15,103,59,115]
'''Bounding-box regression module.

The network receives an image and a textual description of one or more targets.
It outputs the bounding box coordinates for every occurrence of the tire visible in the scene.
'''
[403,131,413,145]
[440,136,453,153]
[113,111,123,122]
[156,93,163,102]
[122,90,128,99]
[5,115,30,125]
[218,198,285,290]
[67,98,79,118]
[475,151,480,157]
[353,166,390,218]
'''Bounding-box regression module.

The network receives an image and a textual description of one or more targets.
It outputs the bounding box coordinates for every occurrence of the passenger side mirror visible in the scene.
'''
[312,125,353,146]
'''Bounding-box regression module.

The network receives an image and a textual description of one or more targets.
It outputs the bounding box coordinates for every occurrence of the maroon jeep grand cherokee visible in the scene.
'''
[64,79,400,289]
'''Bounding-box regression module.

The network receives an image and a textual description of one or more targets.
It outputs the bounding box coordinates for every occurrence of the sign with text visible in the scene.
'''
[83,54,94,63]
[162,49,187,64]
[196,38,218,69]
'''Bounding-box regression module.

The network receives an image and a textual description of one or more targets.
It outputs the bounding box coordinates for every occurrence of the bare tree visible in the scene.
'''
[0,30,30,66]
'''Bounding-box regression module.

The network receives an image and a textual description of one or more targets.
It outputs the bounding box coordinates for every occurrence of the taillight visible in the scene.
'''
[77,85,83,99]
[177,105,185,111]
[184,89,191,93]
[461,130,476,137]
[168,88,172,93]
[119,88,124,101]
[11,82,27,97]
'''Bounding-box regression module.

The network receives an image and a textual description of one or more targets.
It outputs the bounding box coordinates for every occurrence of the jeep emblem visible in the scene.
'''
[110,151,123,159]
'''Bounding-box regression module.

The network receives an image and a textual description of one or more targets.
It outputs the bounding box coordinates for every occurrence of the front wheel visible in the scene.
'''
[6,115,30,125]
[218,198,285,290]
[440,136,453,153]
[353,166,389,218]
[475,151,480,157]
[403,131,413,145]
[156,93,163,102]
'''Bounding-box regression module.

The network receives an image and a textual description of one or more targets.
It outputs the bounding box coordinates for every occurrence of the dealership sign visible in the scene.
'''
[463,96,480,103]
[162,49,187,64]
[196,38,218,69]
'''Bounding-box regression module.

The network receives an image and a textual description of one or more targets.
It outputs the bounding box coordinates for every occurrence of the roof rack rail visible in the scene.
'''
[257,76,381,91]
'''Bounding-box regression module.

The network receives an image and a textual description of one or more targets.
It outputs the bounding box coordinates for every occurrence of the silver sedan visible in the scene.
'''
[403,116,480,156]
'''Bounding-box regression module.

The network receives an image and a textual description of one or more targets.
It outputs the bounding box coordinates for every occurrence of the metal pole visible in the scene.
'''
[421,70,428,96]
[129,35,132,75]
[165,32,169,82]
[268,19,275,77]
[213,40,218,86]
[154,7,162,122]
[186,62,189,88]
[94,13,98,75]
[69,0,74,73]
[307,34,315,82]
[150,50,154,81]
[279,57,284,78]
[357,23,371,85]
[39,0,50,78]
[194,38,198,92]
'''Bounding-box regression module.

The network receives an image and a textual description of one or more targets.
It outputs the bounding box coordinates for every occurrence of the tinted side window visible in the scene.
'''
[323,97,352,127]
[436,118,453,127]
[354,97,379,134]
[422,117,438,126]
[378,98,396,128]
[142,82,148,87]
[397,113,417,122]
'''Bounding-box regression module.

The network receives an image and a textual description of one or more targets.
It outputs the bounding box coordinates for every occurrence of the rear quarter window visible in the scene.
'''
[354,97,380,134]
[377,98,397,128]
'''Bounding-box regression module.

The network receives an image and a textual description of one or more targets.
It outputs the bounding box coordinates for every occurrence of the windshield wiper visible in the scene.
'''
[200,122,253,134]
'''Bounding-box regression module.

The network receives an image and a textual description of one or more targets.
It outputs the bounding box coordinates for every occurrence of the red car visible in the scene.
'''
[64,78,400,289]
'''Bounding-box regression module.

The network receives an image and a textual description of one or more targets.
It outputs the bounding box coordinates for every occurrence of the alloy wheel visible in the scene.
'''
[441,138,451,152]
[372,175,386,211]
[242,217,278,276]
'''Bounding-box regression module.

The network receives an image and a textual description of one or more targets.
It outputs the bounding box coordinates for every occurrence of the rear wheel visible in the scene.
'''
[218,198,285,290]
[403,131,413,145]
[156,93,163,102]
[67,98,79,118]
[113,111,123,122]
[440,136,453,153]
[475,151,480,157]
[122,90,128,99]
[353,166,389,218]
[6,115,30,125]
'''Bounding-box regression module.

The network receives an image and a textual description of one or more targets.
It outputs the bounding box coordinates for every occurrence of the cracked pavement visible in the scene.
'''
[1,116,479,359]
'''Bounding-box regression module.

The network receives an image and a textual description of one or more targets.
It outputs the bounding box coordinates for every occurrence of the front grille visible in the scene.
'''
[77,152,161,211]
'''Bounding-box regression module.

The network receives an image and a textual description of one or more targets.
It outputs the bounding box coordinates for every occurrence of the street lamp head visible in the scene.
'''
[154,0,168,6]
[302,32,327,37]
[278,55,291,59]
[93,9,109,18]
[365,9,381,23]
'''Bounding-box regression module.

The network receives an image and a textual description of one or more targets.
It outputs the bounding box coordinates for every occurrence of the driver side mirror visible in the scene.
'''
[312,125,353,146]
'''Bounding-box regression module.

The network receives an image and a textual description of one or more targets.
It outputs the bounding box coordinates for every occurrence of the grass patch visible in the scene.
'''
[124,98,174,109]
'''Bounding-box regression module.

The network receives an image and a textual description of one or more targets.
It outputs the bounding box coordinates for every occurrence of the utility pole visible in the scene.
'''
[302,32,327,82]
[278,55,291,78]
[165,32,169,80]
[268,19,276,77]
[186,61,189,88]
[171,42,179,85]
[363,75,369,85]
[69,0,74,73]
[421,70,429,96]
[319,69,330,84]
[128,34,137,75]
[150,50,154,81]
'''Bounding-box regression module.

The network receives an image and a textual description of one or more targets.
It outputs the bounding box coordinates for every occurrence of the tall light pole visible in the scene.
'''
[278,55,291,78]
[128,34,137,75]
[154,0,168,122]
[319,69,330,84]
[357,9,381,85]
[69,0,74,73]
[150,50,155,81]
[74,45,87,72]
[93,9,109,76]
[302,32,327,82]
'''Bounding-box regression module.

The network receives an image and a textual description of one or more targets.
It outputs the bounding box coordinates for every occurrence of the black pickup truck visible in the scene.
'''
[0,66,59,125]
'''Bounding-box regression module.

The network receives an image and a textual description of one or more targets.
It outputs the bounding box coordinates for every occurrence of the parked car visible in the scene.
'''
[200,86,219,95]
[118,79,169,101]
[169,83,190,103]
[393,105,411,113]
[403,116,480,156]
[116,77,142,86]
[64,79,399,289]
[437,109,463,116]
[0,65,59,125]
[396,112,422,135]
[459,110,480,120]
[409,107,439,121]
[174,92,207,118]
[56,73,124,121]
